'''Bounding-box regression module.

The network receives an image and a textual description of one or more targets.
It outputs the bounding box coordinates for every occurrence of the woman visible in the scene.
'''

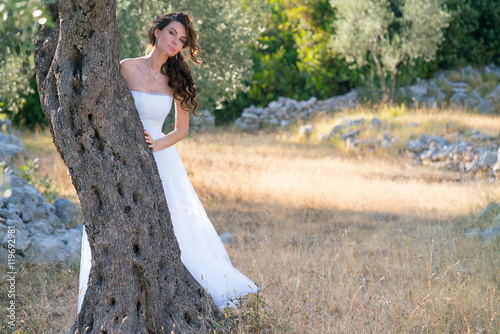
[78,12,258,311]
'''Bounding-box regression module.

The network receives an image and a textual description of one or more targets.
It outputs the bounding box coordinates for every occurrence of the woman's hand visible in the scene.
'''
[144,130,157,152]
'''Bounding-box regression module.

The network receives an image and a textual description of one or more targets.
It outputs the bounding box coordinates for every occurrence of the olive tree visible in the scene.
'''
[329,0,450,102]
[33,0,221,332]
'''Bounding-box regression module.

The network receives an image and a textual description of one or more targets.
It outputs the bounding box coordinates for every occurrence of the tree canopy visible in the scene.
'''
[329,0,450,101]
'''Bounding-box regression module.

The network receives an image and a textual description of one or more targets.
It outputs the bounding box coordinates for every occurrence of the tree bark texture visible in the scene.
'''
[32,1,220,333]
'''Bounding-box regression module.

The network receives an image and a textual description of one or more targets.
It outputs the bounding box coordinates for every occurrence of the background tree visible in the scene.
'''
[329,0,450,102]
[1,0,269,128]
[436,0,500,68]
[0,0,52,128]
[116,0,270,110]
[33,0,221,332]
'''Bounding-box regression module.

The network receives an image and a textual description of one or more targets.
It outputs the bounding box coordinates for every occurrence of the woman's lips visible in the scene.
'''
[168,45,175,51]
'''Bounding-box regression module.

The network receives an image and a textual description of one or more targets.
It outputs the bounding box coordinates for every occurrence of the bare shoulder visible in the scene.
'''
[120,57,143,74]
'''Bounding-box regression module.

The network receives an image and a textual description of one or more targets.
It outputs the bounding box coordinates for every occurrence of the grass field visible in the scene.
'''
[1,107,500,333]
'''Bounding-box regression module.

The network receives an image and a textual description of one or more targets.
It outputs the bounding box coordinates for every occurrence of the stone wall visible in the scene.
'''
[400,64,500,112]
[0,119,82,269]
[312,116,499,178]
[235,91,358,132]
[235,64,500,132]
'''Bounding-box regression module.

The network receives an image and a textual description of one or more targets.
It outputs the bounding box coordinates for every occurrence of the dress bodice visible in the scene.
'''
[131,90,173,140]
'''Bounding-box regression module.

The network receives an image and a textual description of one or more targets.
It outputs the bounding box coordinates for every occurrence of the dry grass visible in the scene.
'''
[1,108,500,333]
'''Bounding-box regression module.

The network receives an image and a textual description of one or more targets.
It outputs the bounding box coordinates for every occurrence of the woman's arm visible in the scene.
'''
[145,98,189,151]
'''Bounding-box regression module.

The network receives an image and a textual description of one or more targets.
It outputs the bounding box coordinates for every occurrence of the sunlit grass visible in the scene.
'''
[1,107,499,333]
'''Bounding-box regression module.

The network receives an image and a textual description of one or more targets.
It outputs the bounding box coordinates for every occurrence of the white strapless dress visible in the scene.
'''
[78,90,257,311]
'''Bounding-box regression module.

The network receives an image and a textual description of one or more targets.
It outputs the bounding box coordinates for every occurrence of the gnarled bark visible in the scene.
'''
[32,1,220,333]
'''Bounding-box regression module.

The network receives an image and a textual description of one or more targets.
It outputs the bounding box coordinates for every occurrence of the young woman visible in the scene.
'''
[78,12,257,311]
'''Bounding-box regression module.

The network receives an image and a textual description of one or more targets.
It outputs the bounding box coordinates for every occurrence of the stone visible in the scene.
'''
[330,125,345,136]
[450,92,468,107]
[340,130,359,141]
[25,235,67,265]
[492,224,500,236]
[5,219,23,229]
[1,228,31,253]
[345,138,361,151]
[476,203,500,223]
[0,246,25,270]
[0,143,24,166]
[189,109,216,133]
[299,124,314,138]
[317,132,330,141]
[408,84,428,97]
[352,118,365,127]
[4,176,43,207]
[0,208,22,224]
[0,118,13,134]
[7,203,20,217]
[35,201,56,218]
[477,151,497,169]
[56,229,82,265]
[465,161,478,172]
[477,98,491,113]
[33,220,54,235]
[219,232,234,247]
[241,110,260,119]
[0,133,22,147]
[19,203,35,222]
[369,117,383,128]
[492,214,500,226]
[427,135,448,146]
[451,82,468,94]
[380,138,392,149]
[54,198,78,227]
[407,139,426,154]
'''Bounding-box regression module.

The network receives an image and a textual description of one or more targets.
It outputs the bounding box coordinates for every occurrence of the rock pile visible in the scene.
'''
[0,119,25,166]
[315,117,400,154]
[0,119,82,269]
[404,132,499,176]
[312,115,499,177]
[235,64,500,132]
[235,90,358,132]
[0,171,82,269]
[190,109,216,133]
[400,64,500,112]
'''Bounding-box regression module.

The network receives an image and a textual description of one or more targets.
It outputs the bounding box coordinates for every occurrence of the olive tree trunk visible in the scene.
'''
[32,1,220,333]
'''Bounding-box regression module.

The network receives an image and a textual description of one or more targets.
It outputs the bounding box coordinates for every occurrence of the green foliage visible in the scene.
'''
[0,1,53,126]
[3,0,500,128]
[382,103,406,119]
[19,158,58,202]
[280,0,360,97]
[329,0,450,101]
[12,75,46,129]
[2,0,269,128]
[117,0,270,110]
[19,157,38,185]
[437,0,500,68]
[216,0,360,124]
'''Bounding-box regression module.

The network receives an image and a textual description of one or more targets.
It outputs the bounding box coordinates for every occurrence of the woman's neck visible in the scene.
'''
[146,46,168,71]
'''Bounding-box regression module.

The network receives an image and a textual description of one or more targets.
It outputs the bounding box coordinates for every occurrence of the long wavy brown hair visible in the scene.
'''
[145,12,202,115]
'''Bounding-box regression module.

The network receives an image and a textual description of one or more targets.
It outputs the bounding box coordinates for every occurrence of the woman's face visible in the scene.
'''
[154,21,187,56]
